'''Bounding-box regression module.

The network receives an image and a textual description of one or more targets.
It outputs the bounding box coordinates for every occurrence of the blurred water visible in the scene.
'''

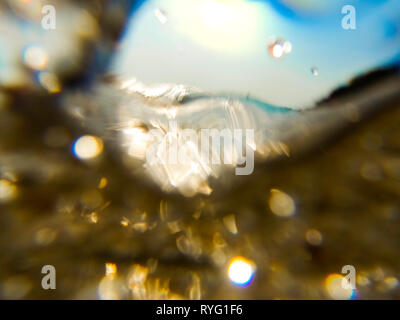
[112,0,400,109]
[1,0,400,301]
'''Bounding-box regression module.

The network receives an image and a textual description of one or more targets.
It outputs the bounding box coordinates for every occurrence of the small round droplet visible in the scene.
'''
[283,41,292,54]
[268,39,292,59]
[154,8,168,24]
[269,41,283,58]
[311,66,319,76]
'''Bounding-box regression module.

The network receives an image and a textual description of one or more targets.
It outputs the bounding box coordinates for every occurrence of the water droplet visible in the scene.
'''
[154,8,168,24]
[283,41,292,54]
[268,39,292,58]
[269,41,284,58]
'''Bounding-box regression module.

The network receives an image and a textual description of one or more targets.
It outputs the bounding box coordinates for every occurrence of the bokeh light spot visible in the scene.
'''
[325,273,354,300]
[73,135,103,160]
[23,45,48,70]
[269,188,295,217]
[0,179,18,202]
[228,257,255,286]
